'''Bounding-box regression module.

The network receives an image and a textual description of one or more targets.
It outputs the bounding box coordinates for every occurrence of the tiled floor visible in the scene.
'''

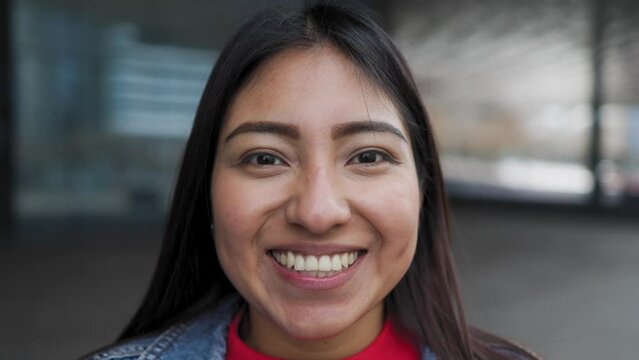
[451,205,639,360]
[1,205,637,360]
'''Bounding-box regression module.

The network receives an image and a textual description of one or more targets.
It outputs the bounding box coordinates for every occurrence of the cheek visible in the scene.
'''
[212,173,268,242]
[210,170,288,266]
[361,174,421,264]
[213,172,251,229]
[211,171,270,297]
[368,175,420,235]
[211,173,258,271]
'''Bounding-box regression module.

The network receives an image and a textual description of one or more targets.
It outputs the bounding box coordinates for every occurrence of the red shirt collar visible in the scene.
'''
[226,309,419,359]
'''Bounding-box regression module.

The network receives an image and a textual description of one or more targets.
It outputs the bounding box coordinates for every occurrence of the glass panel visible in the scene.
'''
[12,0,296,235]
[390,0,593,203]
[13,3,213,224]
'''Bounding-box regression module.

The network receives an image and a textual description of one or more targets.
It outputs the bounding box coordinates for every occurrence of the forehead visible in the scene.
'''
[223,46,405,135]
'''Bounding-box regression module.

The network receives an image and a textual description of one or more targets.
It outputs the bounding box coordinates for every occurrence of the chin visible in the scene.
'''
[271,299,378,341]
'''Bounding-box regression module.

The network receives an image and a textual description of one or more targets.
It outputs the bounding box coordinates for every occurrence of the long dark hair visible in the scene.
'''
[119,2,537,359]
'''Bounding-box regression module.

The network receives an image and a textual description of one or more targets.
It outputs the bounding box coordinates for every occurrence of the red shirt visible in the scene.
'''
[226,310,420,360]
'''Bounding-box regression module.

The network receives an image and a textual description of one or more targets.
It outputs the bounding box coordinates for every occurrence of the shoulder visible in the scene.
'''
[469,327,542,360]
[81,333,161,360]
[492,342,543,360]
[82,294,241,360]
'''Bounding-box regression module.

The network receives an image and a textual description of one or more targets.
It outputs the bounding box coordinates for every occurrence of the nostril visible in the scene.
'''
[285,197,351,235]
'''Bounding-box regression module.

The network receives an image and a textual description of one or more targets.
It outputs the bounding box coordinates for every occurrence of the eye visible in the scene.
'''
[240,152,287,167]
[348,150,394,166]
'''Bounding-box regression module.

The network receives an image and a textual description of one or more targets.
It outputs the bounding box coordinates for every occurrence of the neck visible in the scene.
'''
[243,304,384,360]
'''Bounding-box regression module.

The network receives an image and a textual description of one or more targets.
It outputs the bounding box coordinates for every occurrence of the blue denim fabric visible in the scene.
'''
[87,294,436,360]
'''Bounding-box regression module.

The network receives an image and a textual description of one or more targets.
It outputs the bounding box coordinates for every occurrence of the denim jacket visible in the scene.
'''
[86,295,437,360]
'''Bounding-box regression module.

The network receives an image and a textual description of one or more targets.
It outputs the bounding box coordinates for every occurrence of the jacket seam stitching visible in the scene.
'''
[137,323,187,360]
[91,344,147,359]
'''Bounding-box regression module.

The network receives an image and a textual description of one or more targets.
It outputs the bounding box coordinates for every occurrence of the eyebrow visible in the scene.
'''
[224,121,300,143]
[224,120,407,143]
[332,120,407,142]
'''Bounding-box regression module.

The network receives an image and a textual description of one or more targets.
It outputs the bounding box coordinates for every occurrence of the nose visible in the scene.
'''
[286,166,351,234]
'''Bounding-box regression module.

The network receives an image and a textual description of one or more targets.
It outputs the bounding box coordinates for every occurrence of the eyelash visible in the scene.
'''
[347,149,397,166]
[239,152,287,167]
[239,149,396,168]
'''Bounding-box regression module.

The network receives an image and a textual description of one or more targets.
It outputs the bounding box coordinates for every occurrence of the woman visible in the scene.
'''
[87,2,539,359]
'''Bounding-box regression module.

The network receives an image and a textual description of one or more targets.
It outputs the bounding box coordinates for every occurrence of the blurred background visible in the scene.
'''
[1,0,638,359]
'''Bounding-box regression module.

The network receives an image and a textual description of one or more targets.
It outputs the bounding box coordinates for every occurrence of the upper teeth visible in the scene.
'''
[273,250,359,272]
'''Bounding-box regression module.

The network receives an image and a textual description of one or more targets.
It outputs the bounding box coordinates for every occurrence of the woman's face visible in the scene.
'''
[211,46,421,348]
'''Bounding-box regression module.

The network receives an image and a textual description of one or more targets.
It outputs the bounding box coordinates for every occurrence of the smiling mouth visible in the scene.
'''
[270,250,364,278]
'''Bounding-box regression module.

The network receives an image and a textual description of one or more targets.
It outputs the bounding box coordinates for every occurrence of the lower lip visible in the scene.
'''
[270,253,364,291]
